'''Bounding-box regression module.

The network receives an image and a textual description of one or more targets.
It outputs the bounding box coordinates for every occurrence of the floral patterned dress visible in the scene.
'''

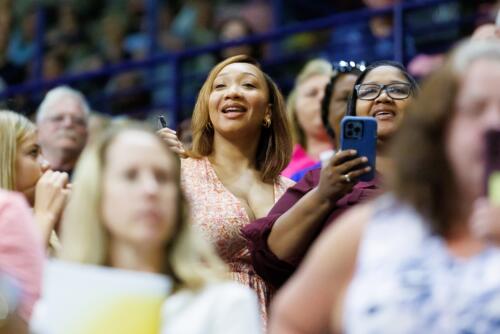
[181,157,293,328]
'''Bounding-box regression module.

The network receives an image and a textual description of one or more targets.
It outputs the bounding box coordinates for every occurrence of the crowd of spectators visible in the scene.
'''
[0,0,497,121]
[0,0,277,116]
[2,0,500,330]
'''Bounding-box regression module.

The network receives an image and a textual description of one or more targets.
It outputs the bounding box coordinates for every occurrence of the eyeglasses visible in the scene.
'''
[334,60,366,73]
[355,83,411,101]
[46,114,87,127]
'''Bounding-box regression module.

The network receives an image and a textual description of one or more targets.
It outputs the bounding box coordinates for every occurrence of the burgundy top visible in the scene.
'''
[242,167,382,289]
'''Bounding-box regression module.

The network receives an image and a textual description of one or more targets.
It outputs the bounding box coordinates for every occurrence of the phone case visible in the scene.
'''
[340,116,377,182]
[485,129,500,203]
[158,116,168,128]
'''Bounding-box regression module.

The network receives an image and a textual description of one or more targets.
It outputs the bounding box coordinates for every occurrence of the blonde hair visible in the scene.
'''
[189,54,292,182]
[0,110,36,190]
[59,121,227,291]
[287,59,333,148]
[452,39,500,73]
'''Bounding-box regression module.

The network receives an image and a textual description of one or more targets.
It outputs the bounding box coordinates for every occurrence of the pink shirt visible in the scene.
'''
[0,190,44,321]
[281,144,319,178]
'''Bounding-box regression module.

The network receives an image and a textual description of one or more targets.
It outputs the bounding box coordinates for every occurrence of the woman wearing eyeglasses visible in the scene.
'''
[243,60,418,289]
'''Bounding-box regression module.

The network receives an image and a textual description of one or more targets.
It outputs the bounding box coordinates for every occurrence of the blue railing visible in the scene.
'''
[0,0,479,127]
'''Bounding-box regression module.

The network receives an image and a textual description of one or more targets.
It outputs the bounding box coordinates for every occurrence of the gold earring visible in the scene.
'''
[263,115,271,128]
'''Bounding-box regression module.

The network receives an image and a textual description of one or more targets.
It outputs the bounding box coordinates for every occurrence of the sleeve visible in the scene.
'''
[242,170,319,288]
[213,283,262,334]
[290,162,321,182]
[0,192,45,321]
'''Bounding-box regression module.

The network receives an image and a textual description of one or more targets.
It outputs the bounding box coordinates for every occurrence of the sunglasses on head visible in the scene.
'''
[334,60,366,73]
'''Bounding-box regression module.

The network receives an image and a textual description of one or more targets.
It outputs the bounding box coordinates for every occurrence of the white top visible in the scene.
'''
[161,281,262,334]
[343,194,500,334]
[32,280,261,334]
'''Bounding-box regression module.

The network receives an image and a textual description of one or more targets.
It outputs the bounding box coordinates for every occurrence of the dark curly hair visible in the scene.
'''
[320,69,363,141]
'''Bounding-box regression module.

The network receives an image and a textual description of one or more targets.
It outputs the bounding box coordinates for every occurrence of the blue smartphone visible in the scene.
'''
[340,116,377,182]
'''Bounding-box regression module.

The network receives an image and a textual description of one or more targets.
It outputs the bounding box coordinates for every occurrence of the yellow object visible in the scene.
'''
[72,296,163,334]
[42,260,171,334]
[488,171,500,205]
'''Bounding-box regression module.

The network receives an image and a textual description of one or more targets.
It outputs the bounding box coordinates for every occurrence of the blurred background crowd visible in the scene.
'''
[0,0,497,122]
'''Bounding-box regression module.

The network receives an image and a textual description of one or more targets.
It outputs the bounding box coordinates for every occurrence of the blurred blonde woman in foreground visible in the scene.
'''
[34,122,261,334]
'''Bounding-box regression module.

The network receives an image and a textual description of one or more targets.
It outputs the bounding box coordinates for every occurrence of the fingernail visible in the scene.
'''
[350,150,357,155]
[365,166,371,171]
[362,157,368,162]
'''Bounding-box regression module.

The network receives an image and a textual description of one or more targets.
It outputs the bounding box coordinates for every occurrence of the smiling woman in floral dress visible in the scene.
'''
[176,55,293,328]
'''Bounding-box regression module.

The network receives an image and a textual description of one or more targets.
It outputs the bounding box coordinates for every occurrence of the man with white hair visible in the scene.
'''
[36,86,89,175]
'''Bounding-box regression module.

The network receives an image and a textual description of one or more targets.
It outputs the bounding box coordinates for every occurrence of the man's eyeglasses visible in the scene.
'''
[355,83,411,101]
[334,60,366,73]
[46,114,87,127]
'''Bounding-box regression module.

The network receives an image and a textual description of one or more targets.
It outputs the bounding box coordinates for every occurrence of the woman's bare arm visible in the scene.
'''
[269,203,372,334]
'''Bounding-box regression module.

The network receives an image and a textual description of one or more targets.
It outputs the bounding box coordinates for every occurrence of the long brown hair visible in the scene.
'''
[189,54,292,182]
[389,40,500,236]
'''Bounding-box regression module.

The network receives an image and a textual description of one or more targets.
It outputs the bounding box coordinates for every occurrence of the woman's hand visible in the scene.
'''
[316,150,371,203]
[267,150,370,262]
[33,171,70,247]
[157,127,186,157]
[470,197,500,244]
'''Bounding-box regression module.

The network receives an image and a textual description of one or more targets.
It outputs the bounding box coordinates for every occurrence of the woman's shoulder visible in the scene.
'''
[181,156,207,169]
[204,281,257,300]
[180,156,211,182]
[161,282,260,333]
[0,190,27,212]
[161,282,258,324]
[166,281,256,308]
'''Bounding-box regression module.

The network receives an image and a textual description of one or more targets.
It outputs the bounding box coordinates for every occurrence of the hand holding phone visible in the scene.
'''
[317,149,372,202]
[340,116,377,182]
[156,120,186,157]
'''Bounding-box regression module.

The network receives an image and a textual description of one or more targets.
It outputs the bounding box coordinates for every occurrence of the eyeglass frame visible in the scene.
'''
[354,82,412,101]
[44,114,88,127]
